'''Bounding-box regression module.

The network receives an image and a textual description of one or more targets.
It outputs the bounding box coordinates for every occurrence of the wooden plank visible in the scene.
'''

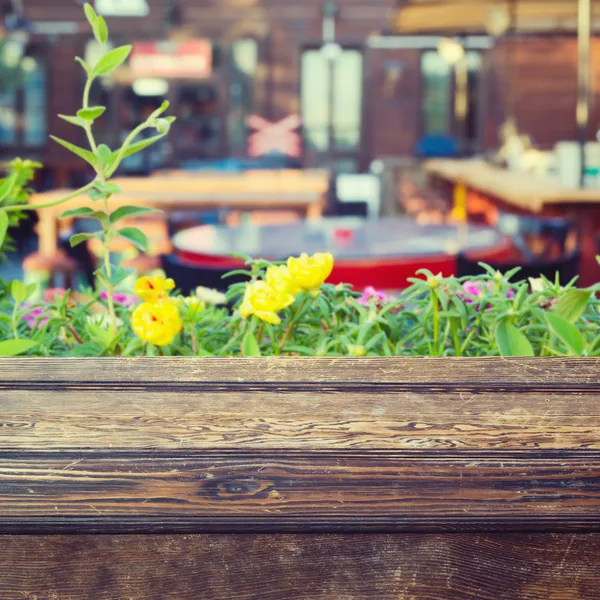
[1,450,599,533]
[1,388,600,450]
[1,356,598,385]
[1,533,599,599]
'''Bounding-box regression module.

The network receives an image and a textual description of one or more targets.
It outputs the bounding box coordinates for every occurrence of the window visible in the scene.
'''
[0,58,47,148]
[420,49,482,150]
[301,47,363,171]
[228,39,258,156]
[421,51,451,135]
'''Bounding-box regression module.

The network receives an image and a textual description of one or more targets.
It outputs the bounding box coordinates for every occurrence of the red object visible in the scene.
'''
[175,239,513,291]
[130,40,212,78]
[247,114,302,158]
[333,229,354,246]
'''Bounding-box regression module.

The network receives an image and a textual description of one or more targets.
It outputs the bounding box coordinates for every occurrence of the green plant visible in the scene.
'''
[0,3,598,359]
[0,256,598,357]
[0,159,41,261]
[0,3,174,335]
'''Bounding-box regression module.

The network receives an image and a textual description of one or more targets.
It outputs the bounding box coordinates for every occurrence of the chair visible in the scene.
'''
[493,213,575,263]
[161,254,250,296]
[457,213,581,283]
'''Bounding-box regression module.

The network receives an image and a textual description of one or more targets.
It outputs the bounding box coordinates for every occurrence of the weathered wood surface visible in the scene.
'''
[1,357,599,597]
[2,534,599,600]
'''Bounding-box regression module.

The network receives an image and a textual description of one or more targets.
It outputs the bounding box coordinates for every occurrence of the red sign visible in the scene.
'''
[130,40,212,79]
[247,114,302,158]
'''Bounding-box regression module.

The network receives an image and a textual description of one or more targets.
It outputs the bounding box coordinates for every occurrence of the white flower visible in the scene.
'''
[195,286,227,305]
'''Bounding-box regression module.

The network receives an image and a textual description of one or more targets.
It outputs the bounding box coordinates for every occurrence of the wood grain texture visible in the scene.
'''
[1,450,600,533]
[2,357,600,597]
[2,356,598,384]
[1,358,599,451]
[1,533,599,600]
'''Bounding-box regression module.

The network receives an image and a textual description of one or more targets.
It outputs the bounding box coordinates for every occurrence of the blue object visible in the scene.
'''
[414,135,459,158]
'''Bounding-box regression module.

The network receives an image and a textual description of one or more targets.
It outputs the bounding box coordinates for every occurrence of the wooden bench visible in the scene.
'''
[1,357,599,598]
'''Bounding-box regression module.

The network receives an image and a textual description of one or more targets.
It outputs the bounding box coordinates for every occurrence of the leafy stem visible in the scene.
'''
[3,182,95,213]
[101,195,118,336]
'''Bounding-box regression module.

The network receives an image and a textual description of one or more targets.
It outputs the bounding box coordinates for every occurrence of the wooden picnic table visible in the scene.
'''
[29,170,330,258]
[424,159,600,286]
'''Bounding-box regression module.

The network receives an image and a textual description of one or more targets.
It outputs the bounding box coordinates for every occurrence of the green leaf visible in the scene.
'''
[546,312,586,356]
[94,15,108,45]
[50,136,97,168]
[70,232,102,248]
[116,133,166,161]
[118,227,148,252]
[97,180,122,196]
[88,188,105,202]
[0,211,8,249]
[150,100,170,119]
[60,207,96,219]
[0,339,38,357]
[83,2,98,27]
[11,280,27,304]
[77,106,106,121]
[94,45,132,76]
[75,56,92,76]
[196,347,214,357]
[59,114,87,128]
[0,172,18,202]
[555,289,592,324]
[110,205,160,225]
[495,320,535,357]
[96,144,113,171]
[242,331,261,357]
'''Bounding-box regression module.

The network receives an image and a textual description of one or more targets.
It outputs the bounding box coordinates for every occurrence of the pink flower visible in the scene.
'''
[100,291,136,307]
[358,286,391,305]
[460,280,515,308]
[22,304,51,329]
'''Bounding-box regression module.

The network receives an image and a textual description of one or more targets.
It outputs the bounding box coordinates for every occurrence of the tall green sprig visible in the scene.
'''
[0,2,175,334]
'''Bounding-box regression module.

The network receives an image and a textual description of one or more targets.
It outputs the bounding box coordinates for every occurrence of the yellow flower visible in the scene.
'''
[287,252,334,291]
[266,264,299,296]
[131,300,182,346]
[240,280,295,325]
[134,275,176,303]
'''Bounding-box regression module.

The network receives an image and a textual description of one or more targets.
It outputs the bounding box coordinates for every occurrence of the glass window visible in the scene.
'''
[301,50,330,152]
[421,51,451,135]
[0,55,47,147]
[0,89,17,144]
[301,48,363,153]
[332,50,362,150]
[228,39,258,156]
[23,62,47,146]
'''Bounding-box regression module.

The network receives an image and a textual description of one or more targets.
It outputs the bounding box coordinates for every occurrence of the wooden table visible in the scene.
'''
[29,170,329,258]
[424,159,600,286]
[1,357,600,598]
[172,217,510,289]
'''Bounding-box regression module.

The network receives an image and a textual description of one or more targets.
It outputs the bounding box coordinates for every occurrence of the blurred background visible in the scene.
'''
[1,0,599,293]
